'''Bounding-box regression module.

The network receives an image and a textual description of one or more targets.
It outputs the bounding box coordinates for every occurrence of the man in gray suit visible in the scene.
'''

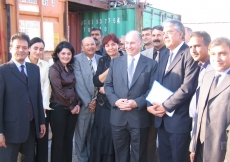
[0,32,45,162]
[142,25,168,162]
[147,20,199,162]
[190,37,230,162]
[104,30,157,162]
[73,37,101,162]
[188,31,212,120]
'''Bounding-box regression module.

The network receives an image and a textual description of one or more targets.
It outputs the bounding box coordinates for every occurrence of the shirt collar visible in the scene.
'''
[170,41,184,55]
[86,55,96,62]
[25,56,43,67]
[127,53,140,61]
[216,67,230,76]
[12,58,26,68]
[154,45,166,53]
[198,60,210,68]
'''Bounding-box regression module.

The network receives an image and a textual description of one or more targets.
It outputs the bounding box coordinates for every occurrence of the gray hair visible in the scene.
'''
[209,37,230,49]
[126,30,142,44]
[185,27,193,34]
[163,20,185,40]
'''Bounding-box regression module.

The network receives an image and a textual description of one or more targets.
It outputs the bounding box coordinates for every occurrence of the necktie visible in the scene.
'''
[89,59,97,99]
[165,52,174,73]
[155,51,160,62]
[21,65,34,121]
[128,57,135,88]
[200,74,221,143]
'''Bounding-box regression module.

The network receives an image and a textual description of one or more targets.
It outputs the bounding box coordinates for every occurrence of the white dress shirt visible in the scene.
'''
[12,59,27,76]
[25,57,51,109]
[127,53,141,72]
[216,67,230,87]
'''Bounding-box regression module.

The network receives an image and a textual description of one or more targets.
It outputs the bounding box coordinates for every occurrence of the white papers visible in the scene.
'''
[146,80,175,117]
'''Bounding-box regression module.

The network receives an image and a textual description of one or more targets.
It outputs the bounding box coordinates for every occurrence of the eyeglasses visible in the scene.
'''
[163,31,178,36]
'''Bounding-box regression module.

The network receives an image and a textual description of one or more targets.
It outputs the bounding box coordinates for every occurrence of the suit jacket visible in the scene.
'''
[104,54,158,128]
[190,70,230,162]
[225,125,230,162]
[73,53,101,107]
[155,43,200,133]
[0,61,45,143]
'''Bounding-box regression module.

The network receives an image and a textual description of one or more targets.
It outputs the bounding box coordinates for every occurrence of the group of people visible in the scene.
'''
[0,19,229,162]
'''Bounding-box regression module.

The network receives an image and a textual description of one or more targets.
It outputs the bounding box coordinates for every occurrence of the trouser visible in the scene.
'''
[50,105,77,162]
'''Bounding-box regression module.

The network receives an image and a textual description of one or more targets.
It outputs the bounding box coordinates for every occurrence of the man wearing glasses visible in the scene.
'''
[147,20,199,162]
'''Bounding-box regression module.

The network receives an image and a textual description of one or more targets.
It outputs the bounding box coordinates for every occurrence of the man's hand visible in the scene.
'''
[147,103,166,117]
[99,87,105,94]
[190,152,195,162]
[88,100,96,114]
[115,99,132,111]
[39,124,46,138]
[0,135,6,148]
[71,105,80,114]
[127,100,138,108]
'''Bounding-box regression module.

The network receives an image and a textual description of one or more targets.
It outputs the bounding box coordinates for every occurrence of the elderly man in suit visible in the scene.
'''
[147,20,200,162]
[0,32,45,162]
[190,37,230,162]
[104,30,157,162]
[142,25,168,162]
[74,37,101,162]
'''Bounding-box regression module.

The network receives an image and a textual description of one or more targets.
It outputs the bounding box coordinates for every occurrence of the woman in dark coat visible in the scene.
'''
[90,34,124,162]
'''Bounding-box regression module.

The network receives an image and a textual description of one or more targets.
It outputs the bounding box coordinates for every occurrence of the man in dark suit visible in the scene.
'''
[142,25,168,162]
[147,20,199,162]
[104,30,157,162]
[190,37,230,162]
[0,32,46,162]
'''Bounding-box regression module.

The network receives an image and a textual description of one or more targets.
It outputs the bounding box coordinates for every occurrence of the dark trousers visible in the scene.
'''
[35,110,51,162]
[111,124,149,162]
[158,124,190,162]
[147,116,158,162]
[0,120,36,162]
[194,141,204,162]
[50,105,77,162]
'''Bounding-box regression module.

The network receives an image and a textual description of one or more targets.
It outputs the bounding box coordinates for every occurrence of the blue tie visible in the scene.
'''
[128,57,135,88]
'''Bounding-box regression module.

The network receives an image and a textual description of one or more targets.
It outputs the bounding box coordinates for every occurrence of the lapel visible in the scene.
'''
[209,71,230,100]
[120,55,128,87]
[8,61,27,85]
[81,53,91,75]
[147,48,154,59]
[165,43,186,76]
[26,62,33,87]
[130,54,147,88]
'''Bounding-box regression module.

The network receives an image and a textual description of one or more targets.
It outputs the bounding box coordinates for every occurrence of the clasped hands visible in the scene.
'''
[115,99,137,111]
[147,102,166,117]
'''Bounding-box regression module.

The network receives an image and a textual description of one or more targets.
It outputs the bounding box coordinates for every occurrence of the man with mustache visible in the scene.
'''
[142,25,169,162]
[90,28,107,56]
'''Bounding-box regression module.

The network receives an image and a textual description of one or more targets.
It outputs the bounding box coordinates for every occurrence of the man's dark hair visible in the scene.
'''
[142,27,152,31]
[191,31,211,46]
[152,25,163,31]
[10,32,30,47]
[90,27,103,36]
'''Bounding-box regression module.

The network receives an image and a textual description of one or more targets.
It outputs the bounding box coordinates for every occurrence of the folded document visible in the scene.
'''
[146,80,175,117]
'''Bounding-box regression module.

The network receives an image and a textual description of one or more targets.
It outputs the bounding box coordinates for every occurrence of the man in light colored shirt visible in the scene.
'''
[142,27,154,50]
[104,30,157,161]
[0,32,45,162]
[188,31,212,119]
[190,37,230,162]
[73,37,101,162]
